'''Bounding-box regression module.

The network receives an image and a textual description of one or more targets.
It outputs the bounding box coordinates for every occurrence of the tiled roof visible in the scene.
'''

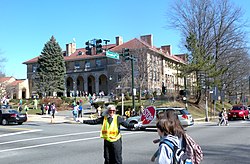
[110,38,186,64]
[0,77,14,83]
[9,80,24,86]
[23,44,116,64]
[22,36,185,64]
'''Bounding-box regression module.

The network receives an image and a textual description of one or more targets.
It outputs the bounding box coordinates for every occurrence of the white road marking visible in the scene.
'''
[0,131,100,145]
[0,129,42,138]
[0,131,143,153]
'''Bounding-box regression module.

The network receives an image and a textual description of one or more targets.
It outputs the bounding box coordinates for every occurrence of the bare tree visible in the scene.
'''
[116,47,156,103]
[168,0,249,104]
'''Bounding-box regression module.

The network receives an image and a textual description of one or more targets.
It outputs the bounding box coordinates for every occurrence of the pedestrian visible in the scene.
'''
[33,98,38,110]
[97,106,102,117]
[83,105,142,164]
[41,104,45,115]
[18,103,23,113]
[218,108,228,126]
[139,105,144,115]
[151,109,186,164]
[72,102,79,122]
[78,104,83,118]
[47,102,51,115]
[51,103,56,123]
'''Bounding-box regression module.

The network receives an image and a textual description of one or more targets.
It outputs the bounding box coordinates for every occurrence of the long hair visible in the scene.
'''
[156,109,185,138]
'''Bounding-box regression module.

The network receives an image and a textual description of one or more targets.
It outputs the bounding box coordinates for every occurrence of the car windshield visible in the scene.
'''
[156,108,189,116]
[2,109,18,114]
[232,106,243,110]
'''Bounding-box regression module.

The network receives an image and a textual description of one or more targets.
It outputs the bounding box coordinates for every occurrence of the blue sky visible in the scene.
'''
[0,0,249,79]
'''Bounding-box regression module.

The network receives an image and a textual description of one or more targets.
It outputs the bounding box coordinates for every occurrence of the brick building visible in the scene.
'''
[23,34,192,98]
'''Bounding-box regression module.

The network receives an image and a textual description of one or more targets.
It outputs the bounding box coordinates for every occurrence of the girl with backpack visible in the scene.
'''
[152,109,203,164]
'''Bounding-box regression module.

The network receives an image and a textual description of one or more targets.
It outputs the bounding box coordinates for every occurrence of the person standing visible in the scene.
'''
[41,104,45,115]
[83,105,141,164]
[47,102,51,115]
[72,102,79,122]
[33,98,38,110]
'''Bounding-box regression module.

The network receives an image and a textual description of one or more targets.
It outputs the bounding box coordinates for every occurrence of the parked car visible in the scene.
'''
[228,105,249,120]
[125,107,194,130]
[0,109,27,125]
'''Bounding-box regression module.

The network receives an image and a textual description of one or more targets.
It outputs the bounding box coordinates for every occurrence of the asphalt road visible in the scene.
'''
[0,119,250,164]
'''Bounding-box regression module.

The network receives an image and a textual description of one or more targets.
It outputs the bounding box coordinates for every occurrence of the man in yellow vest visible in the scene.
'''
[83,105,141,164]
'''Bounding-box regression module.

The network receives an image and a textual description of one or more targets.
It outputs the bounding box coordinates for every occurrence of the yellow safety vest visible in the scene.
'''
[100,115,121,142]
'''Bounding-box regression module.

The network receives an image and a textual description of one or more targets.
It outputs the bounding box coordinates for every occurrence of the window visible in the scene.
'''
[75,61,80,69]
[85,61,90,69]
[118,74,122,81]
[96,59,102,67]
[32,65,37,73]
[78,51,83,56]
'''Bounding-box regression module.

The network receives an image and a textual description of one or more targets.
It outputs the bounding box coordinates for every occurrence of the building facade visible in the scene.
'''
[0,77,30,99]
[23,34,192,98]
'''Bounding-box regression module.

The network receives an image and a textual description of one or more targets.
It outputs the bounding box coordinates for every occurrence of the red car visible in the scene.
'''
[228,105,249,120]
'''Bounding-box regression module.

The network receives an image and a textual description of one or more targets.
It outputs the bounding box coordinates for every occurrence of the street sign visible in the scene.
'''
[141,106,155,124]
[106,50,119,60]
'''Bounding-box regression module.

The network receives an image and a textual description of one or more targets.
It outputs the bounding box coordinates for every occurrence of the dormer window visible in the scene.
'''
[78,51,82,56]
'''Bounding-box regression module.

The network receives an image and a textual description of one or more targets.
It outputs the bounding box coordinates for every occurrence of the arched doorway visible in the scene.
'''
[99,74,108,95]
[77,76,84,97]
[87,75,95,95]
[22,88,26,99]
[66,77,74,97]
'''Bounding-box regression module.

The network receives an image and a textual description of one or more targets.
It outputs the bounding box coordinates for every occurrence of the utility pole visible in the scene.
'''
[184,76,188,109]
[131,57,135,110]
[249,76,250,99]
[121,48,135,110]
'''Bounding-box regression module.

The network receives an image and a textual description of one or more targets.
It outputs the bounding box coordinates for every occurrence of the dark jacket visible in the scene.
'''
[83,115,134,133]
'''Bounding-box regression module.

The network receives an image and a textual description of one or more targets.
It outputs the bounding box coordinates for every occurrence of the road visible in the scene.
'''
[0,118,250,164]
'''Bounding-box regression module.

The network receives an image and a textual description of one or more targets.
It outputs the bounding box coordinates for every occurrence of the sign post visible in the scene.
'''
[106,51,119,60]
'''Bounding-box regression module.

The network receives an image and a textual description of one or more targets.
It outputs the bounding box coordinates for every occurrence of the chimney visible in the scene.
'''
[116,36,123,46]
[161,45,171,55]
[140,34,153,47]
[66,42,76,56]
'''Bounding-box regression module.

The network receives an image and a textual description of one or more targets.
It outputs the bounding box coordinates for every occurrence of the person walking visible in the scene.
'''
[83,105,141,164]
[51,103,56,123]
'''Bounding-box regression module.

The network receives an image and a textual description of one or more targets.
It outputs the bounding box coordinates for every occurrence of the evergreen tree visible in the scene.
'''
[35,36,66,97]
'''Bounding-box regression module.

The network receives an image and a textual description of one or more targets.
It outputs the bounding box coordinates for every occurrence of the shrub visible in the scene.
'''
[92,101,105,109]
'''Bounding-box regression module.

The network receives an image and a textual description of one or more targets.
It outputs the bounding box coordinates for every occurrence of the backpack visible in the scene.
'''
[161,134,203,164]
[219,111,222,117]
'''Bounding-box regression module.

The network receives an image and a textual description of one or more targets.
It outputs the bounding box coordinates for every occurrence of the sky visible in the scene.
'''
[0,0,249,79]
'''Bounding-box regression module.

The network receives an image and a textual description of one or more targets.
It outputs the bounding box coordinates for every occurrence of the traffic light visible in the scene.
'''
[96,39,102,54]
[85,41,91,55]
[122,48,130,60]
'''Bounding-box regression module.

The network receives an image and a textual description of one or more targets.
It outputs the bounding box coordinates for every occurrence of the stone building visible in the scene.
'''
[23,34,192,98]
